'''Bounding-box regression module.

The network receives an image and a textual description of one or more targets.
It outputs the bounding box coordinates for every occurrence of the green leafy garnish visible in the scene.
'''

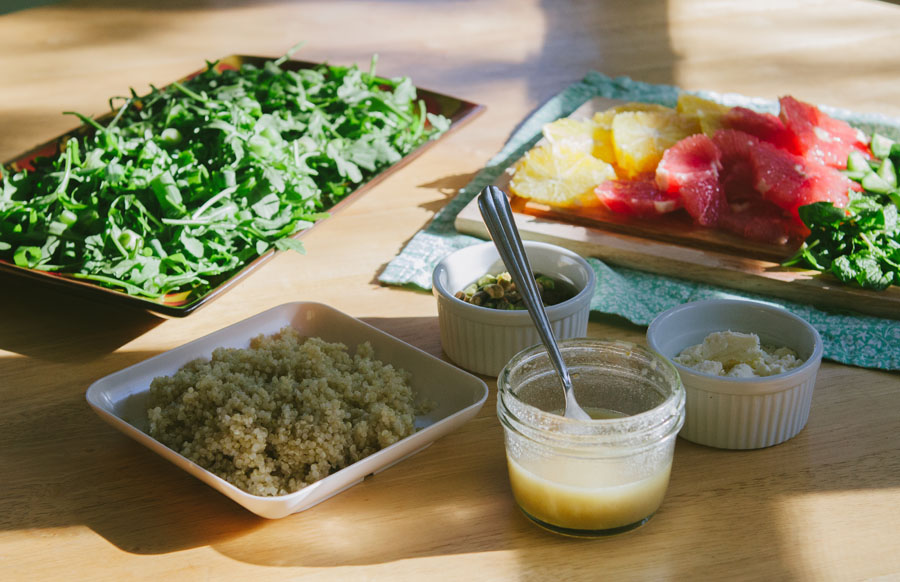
[0,51,449,302]
[784,182,900,290]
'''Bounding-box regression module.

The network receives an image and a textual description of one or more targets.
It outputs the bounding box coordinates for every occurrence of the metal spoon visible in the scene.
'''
[478,185,591,421]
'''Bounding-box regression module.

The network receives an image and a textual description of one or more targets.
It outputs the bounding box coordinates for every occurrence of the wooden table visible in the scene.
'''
[2,1,899,580]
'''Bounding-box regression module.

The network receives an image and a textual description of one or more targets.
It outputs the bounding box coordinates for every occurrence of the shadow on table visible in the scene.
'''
[206,388,900,574]
[0,347,266,553]
[416,171,482,216]
[210,402,512,567]
[0,315,456,554]
[360,315,444,359]
[0,272,162,362]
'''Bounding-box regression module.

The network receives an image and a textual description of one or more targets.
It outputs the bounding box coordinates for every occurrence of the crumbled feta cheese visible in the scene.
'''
[674,331,803,377]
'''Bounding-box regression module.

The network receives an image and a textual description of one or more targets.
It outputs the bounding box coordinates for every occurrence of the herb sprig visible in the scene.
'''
[0,52,450,302]
[783,134,900,290]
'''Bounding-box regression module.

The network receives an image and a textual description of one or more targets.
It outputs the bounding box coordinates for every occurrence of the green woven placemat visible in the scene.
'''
[379,72,900,371]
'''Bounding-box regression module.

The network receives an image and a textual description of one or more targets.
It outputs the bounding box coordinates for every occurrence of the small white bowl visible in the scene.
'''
[432,241,596,376]
[646,299,824,450]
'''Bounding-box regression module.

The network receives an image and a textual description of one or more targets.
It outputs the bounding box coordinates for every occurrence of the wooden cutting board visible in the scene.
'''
[455,98,900,320]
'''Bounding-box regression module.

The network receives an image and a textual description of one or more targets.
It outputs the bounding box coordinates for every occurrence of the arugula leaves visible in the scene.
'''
[0,53,450,302]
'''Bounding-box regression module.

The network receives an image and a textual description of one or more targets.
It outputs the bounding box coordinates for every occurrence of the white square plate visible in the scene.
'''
[86,302,488,519]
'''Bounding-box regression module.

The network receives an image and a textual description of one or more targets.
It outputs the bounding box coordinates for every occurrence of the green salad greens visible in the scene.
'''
[0,50,450,301]
[784,136,900,290]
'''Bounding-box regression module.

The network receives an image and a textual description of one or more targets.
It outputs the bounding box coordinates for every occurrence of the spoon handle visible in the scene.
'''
[477,185,575,394]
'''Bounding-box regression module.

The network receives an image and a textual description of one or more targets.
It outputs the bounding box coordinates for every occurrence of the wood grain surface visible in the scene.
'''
[1,1,899,581]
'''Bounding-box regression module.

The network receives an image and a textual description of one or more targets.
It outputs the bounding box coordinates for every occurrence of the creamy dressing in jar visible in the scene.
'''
[497,339,685,537]
[507,455,672,531]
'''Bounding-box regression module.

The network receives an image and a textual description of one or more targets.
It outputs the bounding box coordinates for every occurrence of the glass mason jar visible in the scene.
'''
[497,338,685,537]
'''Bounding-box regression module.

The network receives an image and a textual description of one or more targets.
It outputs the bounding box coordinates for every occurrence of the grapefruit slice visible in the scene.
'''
[778,95,870,169]
[749,140,852,218]
[679,173,727,227]
[656,133,723,194]
[594,177,681,217]
[712,129,763,204]
[654,133,727,227]
[712,128,761,162]
[721,106,798,153]
[718,197,805,245]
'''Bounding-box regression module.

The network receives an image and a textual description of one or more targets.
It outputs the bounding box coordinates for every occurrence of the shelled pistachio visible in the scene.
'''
[454,271,576,310]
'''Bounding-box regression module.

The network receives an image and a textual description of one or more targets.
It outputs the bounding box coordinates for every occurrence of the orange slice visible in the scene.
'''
[592,102,672,165]
[677,93,732,135]
[611,110,701,177]
[593,102,673,129]
[509,144,617,208]
[542,118,597,154]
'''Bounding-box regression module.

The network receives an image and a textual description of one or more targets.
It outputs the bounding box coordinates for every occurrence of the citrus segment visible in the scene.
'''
[591,124,616,164]
[778,95,870,169]
[593,102,672,129]
[595,178,682,217]
[677,94,732,136]
[656,133,723,194]
[592,103,673,165]
[654,133,726,226]
[721,106,798,153]
[749,140,851,217]
[509,145,617,208]
[542,118,597,154]
[611,110,701,177]
[717,197,803,245]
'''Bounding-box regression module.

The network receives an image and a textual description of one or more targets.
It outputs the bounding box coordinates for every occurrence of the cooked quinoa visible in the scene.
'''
[146,326,416,496]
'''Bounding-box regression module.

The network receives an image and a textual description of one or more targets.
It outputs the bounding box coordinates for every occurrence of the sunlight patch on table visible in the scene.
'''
[778,488,900,579]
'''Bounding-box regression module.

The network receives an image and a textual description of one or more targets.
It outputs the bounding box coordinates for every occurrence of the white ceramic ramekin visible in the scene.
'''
[646,299,824,450]
[432,241,596,376]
